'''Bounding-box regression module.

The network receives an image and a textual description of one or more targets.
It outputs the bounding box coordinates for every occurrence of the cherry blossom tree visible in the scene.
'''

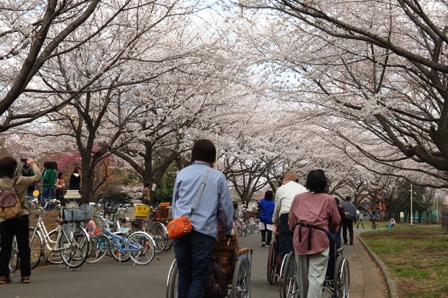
[236,0,448,186]
[0,0,189,131]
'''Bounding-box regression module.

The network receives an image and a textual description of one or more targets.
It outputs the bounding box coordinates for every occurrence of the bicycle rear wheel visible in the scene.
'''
[127,232,155,265]
[29,228,42,269]
[59,224,89,268]
[86,235,110,264]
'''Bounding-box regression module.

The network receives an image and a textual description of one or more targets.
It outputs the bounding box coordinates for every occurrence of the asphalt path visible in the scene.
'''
[1,227,387,298]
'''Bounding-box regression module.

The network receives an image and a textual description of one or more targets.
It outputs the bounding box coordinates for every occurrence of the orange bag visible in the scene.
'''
[167,215,192,239]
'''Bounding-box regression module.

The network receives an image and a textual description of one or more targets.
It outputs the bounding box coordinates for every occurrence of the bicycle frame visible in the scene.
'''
[102,226,142,253]
[31,210,66,253]
[32,207,85,254]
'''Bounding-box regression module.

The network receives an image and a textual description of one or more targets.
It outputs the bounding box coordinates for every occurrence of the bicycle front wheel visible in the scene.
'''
[46,230,63,265]
[59,224,89,268]
[166,259,178,298]
[147,222,168,253]
[29,228,43,269]
[86,235,110,264]
[164,238,173,251]
[127,232,155,265]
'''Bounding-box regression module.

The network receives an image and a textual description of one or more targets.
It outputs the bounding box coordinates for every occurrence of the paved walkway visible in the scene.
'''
[0,226,392,298]
[238,227,390,298]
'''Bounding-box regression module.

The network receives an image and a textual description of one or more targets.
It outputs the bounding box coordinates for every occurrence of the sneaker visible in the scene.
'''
[21,276,30,283]
[350,241,353,245]
[0,276,12,284]
[261,242,266,247]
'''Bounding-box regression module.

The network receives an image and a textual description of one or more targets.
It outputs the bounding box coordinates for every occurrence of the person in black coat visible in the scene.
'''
[69,167,81,190]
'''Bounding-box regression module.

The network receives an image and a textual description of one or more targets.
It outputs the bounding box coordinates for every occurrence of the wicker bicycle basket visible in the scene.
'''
[242,211,257,219]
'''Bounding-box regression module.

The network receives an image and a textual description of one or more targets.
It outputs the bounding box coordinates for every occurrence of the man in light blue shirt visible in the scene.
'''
[172,139,234,298]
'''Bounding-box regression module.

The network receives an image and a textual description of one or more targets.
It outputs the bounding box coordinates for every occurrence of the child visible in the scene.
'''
[387,218,396,229]
[356,210,365,228]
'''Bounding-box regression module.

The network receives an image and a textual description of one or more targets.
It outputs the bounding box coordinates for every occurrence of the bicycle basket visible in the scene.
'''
[64,204,94,221]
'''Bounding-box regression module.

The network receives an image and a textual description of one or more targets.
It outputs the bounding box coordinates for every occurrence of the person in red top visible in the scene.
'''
[288,169,341,298]
[55,172,65,205]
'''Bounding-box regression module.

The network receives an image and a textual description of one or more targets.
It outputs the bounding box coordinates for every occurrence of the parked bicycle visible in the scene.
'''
[146,220,173,253]
[234,217,246,237]
[85,212,131,264]
[243,216,260,235]
[89,215,156,265]
[28,201,91,269]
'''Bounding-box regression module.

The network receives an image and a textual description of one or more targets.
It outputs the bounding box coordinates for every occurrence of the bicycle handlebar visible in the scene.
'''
[38,199,61,210]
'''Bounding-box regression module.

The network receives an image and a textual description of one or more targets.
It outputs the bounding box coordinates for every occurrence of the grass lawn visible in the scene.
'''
[360,223,448,298]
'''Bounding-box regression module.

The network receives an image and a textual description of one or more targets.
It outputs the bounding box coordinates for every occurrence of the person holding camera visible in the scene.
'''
[21,160,37,206]
[0,157,41,284]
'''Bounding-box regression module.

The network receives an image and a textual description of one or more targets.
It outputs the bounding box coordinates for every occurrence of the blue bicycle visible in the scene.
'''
[87,215,156,265]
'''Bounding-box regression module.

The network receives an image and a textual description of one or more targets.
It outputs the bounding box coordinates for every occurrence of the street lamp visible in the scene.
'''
[437,197,439,222]
[410,183,413,225]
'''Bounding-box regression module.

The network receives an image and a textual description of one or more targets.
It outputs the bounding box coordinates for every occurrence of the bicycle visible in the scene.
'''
[234,217,246,237]
[243,216,259,235]
[144,205,173,253]
[147,220,173,253]
[92,215,156,265]
[28,201,91,269]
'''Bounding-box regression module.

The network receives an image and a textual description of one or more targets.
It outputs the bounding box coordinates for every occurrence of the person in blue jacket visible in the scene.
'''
[258,190,275,247]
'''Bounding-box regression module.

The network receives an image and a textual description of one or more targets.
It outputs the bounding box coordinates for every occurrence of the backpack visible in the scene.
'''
[0,177,23,220]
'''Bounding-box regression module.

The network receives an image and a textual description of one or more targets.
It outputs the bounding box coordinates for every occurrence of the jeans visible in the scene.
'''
[173,230,213,298]
[0,215,31,277]
[26,191,34,208]
[41,187,54,207]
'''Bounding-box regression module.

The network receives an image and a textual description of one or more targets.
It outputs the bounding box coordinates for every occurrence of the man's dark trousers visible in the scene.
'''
[342,217,354,244]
